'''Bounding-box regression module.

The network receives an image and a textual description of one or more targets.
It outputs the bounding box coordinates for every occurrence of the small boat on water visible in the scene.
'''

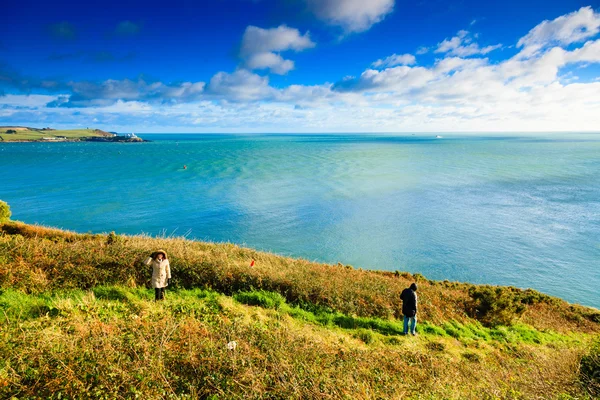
[436,135,443,139]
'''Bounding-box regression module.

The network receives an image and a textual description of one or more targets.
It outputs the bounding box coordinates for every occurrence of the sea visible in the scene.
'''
[1,133,599,309]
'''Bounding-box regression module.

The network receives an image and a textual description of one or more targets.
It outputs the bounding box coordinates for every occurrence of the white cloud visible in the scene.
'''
[517,6,600,58]
[372,53,416,68]
[45,79,206,107]
[245,52,295,75]
[433,57,488,74]
[333,66,435,93]
[206,69,274,101]
[306,0,394,33]
[567,38,600,63]
[435,30,501,57]
[240,25,315,75]
[4,7,600,132]
[0,94,57,108]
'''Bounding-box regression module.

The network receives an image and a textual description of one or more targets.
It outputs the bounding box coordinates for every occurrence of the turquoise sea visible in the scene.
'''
[1,133,599,308]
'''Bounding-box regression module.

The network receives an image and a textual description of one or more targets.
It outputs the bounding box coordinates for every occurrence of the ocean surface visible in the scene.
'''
[1,133,599,308]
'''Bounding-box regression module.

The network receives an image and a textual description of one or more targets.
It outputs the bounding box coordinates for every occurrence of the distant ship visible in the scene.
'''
[435,135,443,138]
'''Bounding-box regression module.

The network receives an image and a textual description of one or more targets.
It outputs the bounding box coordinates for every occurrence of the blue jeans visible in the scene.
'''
[403,315,417,335]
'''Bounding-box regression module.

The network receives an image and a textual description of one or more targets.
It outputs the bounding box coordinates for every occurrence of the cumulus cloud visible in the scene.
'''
[3,7,600,132]
[306,0,394,33]
[517,6,600,58]
[333,66,434,93]
[206,69,274,101]
[435,30,501,57]
[0,94,58,108]
[240,25,315,75]
[372,53,416,68]
[334,34,600,98]
[245,52,295,75]
[46,79,206,107]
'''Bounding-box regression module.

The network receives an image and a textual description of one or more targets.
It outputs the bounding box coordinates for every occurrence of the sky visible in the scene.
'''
[1,0,600,133]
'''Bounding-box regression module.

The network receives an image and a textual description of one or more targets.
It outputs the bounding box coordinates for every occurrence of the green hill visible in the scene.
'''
[0,127,114,142]
[0,221,598,399]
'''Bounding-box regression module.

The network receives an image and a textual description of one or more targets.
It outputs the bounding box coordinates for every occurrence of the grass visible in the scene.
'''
[0,128,108,142]
[0,286,595,399]
[0,221,599,399]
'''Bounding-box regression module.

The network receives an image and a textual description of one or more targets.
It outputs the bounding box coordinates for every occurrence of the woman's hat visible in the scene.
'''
[153,249,168,259]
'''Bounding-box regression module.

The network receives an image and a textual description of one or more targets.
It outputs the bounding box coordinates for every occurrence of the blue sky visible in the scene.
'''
[1,0,600,132]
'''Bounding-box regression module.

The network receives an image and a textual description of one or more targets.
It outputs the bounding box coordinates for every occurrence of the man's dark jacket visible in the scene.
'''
[400,288,417,317]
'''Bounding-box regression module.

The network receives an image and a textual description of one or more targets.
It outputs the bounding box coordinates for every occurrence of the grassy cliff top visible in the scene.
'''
[1,221,599,399]
[0,127,113,142]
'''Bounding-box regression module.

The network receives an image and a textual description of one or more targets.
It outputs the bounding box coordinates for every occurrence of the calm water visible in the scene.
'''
[1,133,599,308]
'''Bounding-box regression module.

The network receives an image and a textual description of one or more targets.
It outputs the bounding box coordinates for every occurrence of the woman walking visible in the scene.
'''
[144,250,171,301]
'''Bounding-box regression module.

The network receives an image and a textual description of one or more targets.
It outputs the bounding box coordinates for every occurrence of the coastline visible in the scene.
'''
[0,220,598,399]
[2,220,598,319]
[0,126,148,142]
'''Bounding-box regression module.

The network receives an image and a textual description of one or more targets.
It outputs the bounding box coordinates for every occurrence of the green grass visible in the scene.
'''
[0,286,595,399]
[0,286,584,345]
[0,221,598,399]
[3,220,598,333]
[232,289,583,347]
[0,128,107,142]
[234,290,285,309]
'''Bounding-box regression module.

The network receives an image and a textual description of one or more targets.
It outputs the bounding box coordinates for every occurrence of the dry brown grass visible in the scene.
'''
[0,289,593,399]
[1,221,597,332]
[0,221,598,399]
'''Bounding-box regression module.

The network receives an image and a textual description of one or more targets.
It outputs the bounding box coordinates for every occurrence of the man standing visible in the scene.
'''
[400,283,418,336]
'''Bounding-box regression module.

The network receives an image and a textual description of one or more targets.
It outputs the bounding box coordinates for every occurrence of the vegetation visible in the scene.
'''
[0,200,9,223]
[580,336,600,396]
[0,127,113,142]
[0,219,598,399]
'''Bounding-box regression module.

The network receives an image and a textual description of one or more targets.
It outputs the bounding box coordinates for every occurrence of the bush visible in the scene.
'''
[0,200,10,223]
[234,290,285,309]
[466,286,549,327]
[580,336,600,396]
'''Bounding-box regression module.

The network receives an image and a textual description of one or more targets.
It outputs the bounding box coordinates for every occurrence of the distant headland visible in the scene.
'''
[0,126,149,142]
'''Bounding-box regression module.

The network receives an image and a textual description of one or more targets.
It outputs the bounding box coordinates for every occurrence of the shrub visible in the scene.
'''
[580,335,600,396]
[234,290,285,309]
[0,200,10,223]
[106,231,123,245]
[466,286,536,327]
